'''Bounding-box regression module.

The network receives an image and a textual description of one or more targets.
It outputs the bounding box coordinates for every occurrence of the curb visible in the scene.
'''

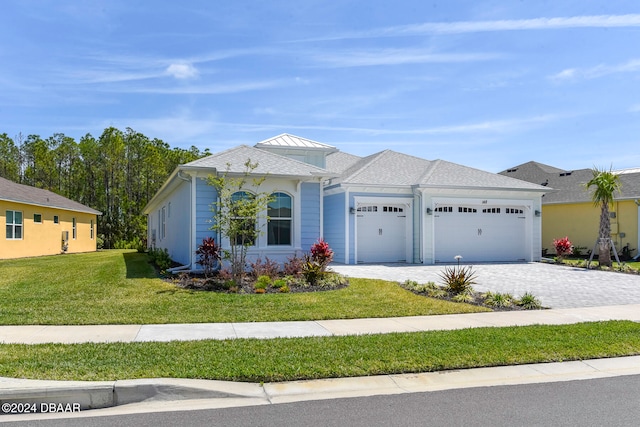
[3,355,640,417]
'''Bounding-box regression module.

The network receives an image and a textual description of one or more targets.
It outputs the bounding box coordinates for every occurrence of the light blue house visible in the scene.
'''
[144,134,548,269]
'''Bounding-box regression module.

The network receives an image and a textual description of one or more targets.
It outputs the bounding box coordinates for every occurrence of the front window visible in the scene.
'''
[6,210,23,239]
[268,192,292,245]
[72,217,76,239]
[231,191,256,246]
[90,220,94,239]
[34,213,42,223]
[53,215,59,224]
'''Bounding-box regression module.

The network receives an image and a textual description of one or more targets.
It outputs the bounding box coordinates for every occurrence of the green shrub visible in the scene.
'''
[254,275,272,290]
[452,291,475,304]
[439,265,477,295]
[279,285,290,293]
[516,292,542,310]
[302,254,324,286]
[484,292,513,308]
[148,248,172,272]
[272,278,286,288]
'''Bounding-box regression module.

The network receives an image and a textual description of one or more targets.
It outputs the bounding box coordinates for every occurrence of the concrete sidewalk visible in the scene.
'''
[2,305,640,420]
[2,304,640,344]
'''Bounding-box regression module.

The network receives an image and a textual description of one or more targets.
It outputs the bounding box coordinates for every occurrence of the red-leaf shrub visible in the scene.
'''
[553,236,573,258]
[310,238,334,271]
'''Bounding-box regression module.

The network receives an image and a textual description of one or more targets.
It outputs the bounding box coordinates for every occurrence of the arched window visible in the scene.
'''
[230,191,256,246]
[268,192,292,245]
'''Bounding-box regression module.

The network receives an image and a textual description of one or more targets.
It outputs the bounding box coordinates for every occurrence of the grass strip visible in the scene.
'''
[0,250,487,325]
[1,321,639,382]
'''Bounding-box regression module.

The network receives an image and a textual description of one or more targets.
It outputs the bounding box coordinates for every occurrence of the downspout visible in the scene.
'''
[296,180,302,252]
[414,188,423,264]
[319,178,324,239]
[175,170,194,271]
[345,189,350,264]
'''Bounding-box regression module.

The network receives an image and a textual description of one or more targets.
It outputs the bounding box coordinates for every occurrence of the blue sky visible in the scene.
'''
[2,1,640,172]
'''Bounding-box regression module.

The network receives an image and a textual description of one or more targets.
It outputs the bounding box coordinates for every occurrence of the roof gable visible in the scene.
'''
[183,145,330,177]
[0,177,101,215]
[255,133,337,152]
[329,150,433,186]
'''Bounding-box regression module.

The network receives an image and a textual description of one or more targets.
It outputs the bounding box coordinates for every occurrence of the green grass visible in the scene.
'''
[1,321,638,382]
[0,250,488,325]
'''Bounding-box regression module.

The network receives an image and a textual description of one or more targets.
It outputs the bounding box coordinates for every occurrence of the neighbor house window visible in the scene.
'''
[53,215,59,224]
[72,217,76,239]
[90,220,94,239]
[6,210,23,240]
[268,192,292,245]
[34,213,42,223]
[231,191,256,246]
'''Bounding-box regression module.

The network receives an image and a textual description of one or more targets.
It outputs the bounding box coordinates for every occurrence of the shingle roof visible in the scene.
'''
[183,145,330,177]
[421,160,548,190]
[499,161,640,204]
[325,151,362,174]
[255,133,338,152]
[0,176,101,215]
[333,150,433,186]
[329,150,548,191]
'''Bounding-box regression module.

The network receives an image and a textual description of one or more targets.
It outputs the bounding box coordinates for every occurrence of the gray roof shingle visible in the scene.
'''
[329,150,548,191]
[499,161,640,204]
[183,145,330,177]
[0,177,101,214]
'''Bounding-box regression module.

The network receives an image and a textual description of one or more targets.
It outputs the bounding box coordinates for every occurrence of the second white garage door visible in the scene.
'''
[434,204,527,263]
[356,203,408,263]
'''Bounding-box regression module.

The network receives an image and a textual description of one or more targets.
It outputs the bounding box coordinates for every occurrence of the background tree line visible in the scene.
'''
[0,127,209,248]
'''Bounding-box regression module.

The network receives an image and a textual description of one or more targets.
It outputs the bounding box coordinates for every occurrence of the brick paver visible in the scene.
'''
[331,262,640,309]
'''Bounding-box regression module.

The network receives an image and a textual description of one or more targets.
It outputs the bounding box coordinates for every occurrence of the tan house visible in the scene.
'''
[500,162,640,259]
[1,177,101,259]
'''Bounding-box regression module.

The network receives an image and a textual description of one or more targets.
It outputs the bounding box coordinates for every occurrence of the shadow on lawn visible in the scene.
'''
[123,251,158,279]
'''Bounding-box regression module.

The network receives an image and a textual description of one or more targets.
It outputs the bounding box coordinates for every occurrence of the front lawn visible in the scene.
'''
[1,321,638,381]
[0,250,488,325]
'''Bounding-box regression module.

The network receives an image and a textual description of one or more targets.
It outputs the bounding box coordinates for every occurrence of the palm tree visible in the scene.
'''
[585,167,622,267]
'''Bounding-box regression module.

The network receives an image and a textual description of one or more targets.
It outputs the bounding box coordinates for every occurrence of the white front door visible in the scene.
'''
[356,203,407,263]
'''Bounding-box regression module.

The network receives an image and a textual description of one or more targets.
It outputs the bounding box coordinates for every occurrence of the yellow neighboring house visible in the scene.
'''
[0,176,102,259]
[500,162,640,259]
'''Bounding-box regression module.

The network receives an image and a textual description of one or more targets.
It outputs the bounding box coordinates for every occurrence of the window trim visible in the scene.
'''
[90,219,94,240]
[230,191,257,246]
[268,192,292,246]
[72,217,77,240]
[6,210,23,240]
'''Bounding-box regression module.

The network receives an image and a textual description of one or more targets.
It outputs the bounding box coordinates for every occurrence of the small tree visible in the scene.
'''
[207,160,273,285]
[585,167,621,267]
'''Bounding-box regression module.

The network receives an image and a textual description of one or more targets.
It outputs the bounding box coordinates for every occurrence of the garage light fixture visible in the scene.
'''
[426,208,432,215]
[349,207,356,214]
[535,210,541,217]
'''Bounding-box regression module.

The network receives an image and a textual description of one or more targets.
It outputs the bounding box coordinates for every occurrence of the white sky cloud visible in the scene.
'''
[551,59,640,81]
[310,14,640,41]
[166,63,199,79]
[311,49,500,68]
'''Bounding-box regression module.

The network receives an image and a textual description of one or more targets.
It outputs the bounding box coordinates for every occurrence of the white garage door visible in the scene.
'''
[356,204,407,263]
[434,204,527,263]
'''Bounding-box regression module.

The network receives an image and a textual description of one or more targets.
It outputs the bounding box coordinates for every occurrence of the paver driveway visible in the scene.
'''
[331,262,640,309]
